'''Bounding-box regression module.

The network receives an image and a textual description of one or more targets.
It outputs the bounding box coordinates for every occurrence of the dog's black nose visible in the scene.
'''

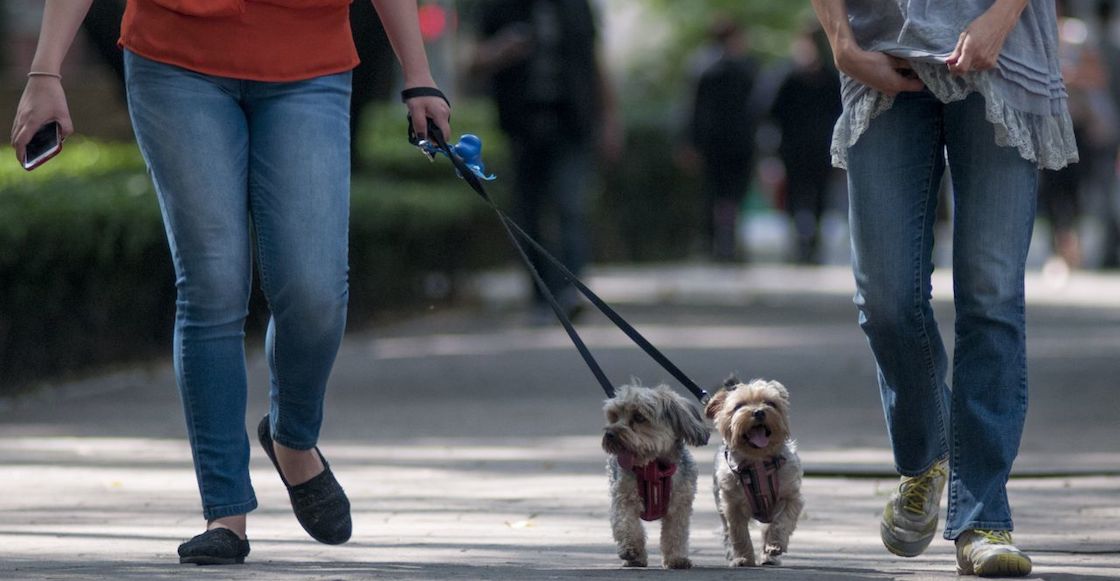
[603,430,617,441]
[753,409,766,420]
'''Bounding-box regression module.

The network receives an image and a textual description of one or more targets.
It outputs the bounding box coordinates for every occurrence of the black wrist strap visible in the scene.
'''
[401,86,450,107]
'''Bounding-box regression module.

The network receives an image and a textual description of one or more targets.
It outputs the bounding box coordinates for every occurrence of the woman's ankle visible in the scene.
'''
[208,515,247,539]
[273,441,325,486]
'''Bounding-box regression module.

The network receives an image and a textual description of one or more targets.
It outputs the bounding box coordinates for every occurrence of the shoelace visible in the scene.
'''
[899,463,946,515]
[973,529,1014,545]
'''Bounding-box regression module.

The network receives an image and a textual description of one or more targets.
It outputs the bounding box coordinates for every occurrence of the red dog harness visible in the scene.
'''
[724,448,784,523]
[619,454,677,521]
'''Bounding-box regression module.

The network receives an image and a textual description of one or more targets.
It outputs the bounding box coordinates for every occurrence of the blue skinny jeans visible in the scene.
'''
[124,50,350,520]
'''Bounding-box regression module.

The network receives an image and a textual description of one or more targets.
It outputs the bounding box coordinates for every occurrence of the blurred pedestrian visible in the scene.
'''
[468,0,622,322]
[1040,2,1118,273]
[11,0,450,565]
[770,28,842,264]
[79,0,125,89]
[813,0,1077,576]
[686,18,759,262]
[349,0,396,172]
[1089,0,1120,269]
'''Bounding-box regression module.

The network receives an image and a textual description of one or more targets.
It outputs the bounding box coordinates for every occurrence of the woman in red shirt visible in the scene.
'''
[11,0,450,565]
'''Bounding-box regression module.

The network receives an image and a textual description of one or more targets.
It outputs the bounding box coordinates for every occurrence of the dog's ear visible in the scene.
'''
[768,380,790,403]
[658,388,710,447]
[703,388,729,420]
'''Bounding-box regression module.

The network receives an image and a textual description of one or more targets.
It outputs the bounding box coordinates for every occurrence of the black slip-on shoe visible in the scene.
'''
[257,415,352,545]
[178,528,250,565]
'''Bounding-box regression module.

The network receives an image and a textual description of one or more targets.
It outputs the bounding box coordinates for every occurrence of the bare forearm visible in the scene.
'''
[370,0,436,87]
[810,0,855,67]
[29,0,95,73]
[986,0,1029,35]
[993,0,1030,17]
[810,0,924,95]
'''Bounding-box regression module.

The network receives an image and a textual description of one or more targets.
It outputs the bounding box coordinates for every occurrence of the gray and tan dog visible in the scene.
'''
[706,376,804,567]
[601,384,709,569]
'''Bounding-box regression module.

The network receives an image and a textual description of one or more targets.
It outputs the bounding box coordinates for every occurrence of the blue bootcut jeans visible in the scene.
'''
[846,90,1037,539]
[124,50,351,520]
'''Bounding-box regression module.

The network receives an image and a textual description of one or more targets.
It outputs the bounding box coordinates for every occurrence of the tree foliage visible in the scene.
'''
[617,0,813,112]
[643,0,813,60]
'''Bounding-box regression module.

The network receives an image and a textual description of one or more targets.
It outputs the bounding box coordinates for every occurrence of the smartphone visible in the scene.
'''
[22,121,62,171]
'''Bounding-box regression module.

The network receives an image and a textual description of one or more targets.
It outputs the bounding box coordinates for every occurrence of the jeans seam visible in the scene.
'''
[155,168,211,514]
[179,312,210,510]
[1005,261,1028,524]
[913,110,951,467]
[248,169,287,439]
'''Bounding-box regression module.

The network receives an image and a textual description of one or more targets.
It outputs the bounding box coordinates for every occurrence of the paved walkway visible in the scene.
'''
[1,264,1117,579]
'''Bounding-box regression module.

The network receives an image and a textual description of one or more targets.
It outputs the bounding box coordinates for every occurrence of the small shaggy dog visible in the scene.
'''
[601,385,709,568]
[705,376,804,567]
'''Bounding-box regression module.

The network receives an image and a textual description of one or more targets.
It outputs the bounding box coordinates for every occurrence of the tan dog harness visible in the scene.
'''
[619,454,677,521]
[724,447,784,523]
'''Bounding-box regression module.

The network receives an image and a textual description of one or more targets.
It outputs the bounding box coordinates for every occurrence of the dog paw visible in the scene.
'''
[663,557,692,569]
[730,557,756,567]
[762,544,784,566]
[618,548,646,568]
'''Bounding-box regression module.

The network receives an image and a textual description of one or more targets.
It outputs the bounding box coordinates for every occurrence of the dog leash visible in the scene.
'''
[410,118,709,405]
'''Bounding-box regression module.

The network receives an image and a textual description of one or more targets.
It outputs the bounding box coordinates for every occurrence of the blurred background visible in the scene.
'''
[1,0,1119,394]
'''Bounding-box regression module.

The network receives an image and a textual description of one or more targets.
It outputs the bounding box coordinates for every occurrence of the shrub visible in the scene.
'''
[0,137,504,393]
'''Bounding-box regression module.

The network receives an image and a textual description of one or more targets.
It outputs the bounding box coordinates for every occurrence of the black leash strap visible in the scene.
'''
[420,122,709,405]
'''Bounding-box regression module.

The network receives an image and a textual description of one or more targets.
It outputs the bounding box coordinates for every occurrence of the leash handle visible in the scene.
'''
[420,120,708,405]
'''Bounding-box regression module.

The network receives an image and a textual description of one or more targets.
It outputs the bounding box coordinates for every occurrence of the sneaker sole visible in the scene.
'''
[974,553,1032,577]
[957,553,1033,577]
[880,521,935,558]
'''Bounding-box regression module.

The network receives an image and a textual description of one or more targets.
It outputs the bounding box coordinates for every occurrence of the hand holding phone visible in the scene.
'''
[22,121,62,171]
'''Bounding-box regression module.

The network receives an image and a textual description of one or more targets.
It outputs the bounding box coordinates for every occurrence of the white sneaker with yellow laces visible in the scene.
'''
[880,458,948,557]
[956,529,1033,577]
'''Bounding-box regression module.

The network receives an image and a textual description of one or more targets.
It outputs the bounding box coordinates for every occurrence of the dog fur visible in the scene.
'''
[602,384,709,568]
[706,376,804,567]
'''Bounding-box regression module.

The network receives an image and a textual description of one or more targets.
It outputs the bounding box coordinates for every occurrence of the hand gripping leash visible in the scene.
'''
[409,118,709,405]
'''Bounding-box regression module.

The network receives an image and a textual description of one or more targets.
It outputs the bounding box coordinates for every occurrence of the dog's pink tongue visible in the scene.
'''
[747,426,770,448]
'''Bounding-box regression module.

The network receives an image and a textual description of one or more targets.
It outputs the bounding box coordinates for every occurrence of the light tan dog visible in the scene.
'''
[705,376,804,567]
[602,384,709,569]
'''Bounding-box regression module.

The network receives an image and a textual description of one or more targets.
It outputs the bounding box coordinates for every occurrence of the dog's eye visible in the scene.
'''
[632,412,646,424]
[732,403,745,412]
[607,411,619,423]
[764,400,777,408]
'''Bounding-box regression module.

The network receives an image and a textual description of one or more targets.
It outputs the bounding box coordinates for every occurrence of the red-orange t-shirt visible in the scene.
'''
[119,0,360,82]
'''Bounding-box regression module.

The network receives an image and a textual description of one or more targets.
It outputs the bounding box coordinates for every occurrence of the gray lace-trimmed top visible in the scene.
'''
[833,0,1079,170]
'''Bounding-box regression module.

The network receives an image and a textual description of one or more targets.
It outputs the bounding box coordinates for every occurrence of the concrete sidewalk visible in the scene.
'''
[1,264,1117,579]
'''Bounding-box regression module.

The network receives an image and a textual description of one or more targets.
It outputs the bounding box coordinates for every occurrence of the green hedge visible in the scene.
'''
[0,134,507,393]
[0,100,710,393]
